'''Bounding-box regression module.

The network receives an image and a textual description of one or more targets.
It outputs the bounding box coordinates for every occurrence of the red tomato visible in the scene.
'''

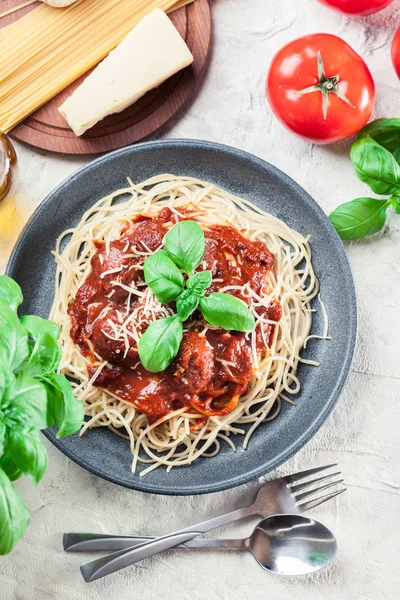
[266,33,375,144]
[318,0,394,15]
[392,27,400,79]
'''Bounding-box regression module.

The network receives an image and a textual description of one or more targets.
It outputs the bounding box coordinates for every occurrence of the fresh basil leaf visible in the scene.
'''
[357,118,400,151]
[18,316,61,376]
[164,221,205,276]
[351,137,400,196]
[0,422,5,455]
[0,467,30,555]
[143,250,184,303]
[41,373,84,438]
[357,118,400,165]
[138,314,183,373]
[176,289,200,321]
[187,270,212,295]
[6,429,47,486]
[0,301,29,372]
[0,453,22,482]
[0,276,23,312]
[0,360,10,399]
[26,335,61,377]
[391,196,400,214]
[329,198,390,240]
[199,293,255,332]
[391,148,400,165]
[1,372,50,431]
[20,315,60,343]
[0,362,15,404]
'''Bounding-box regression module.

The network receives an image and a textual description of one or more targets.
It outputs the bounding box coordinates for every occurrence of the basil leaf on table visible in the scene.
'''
[176,289,200,321]
[357,118,400,158]
[41,373,84,438]
[20,315,61,377]
[0,467,30,555]
[164,221,205,276]
[0,301,29,372]
[199,293,255,332]
[391,196,400,214]
[6,429,48,486]
[138,314,183,373]
[0,276,23,312]
[143,250,184,303]
[0,453,22,482]
[329,198,390,240]
[187,270,212,295]
[1,372,50,431]
[350,137,400,196]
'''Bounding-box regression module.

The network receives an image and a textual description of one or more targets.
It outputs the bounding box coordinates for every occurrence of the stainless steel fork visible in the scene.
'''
[76,464,344,582]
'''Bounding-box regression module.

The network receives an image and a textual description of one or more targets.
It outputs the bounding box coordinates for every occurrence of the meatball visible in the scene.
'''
[207,330,254,385]
[171,331,214,397]
[91,312,138,365]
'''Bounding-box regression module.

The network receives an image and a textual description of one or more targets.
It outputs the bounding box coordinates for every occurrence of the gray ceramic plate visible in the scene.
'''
[6,140,357,495]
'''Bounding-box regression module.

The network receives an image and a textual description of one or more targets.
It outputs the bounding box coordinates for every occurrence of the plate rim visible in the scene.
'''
[6,138,357,495]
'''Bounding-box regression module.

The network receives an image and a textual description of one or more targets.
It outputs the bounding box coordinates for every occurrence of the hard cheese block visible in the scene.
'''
[59,9,194,136]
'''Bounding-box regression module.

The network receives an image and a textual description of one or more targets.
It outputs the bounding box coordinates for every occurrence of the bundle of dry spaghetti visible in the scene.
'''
[0,0,194,133]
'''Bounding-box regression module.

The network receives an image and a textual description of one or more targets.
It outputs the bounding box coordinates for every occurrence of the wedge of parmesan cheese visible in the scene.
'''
[59,9,194,136]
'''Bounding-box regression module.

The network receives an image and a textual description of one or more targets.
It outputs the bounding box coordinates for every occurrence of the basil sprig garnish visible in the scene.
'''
[164,220,205,276]
[138,315,183,373]
[200,292,256,332]
[139,221,255,372]
[187,270,212,293]
[329,119,400,240]
[176,289,200,322]
[175,270,213,321]
[0,275,84,555]
[143,250,184,303]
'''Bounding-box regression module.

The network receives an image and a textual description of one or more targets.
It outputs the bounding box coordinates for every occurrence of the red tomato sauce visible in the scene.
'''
[68,208,282,423]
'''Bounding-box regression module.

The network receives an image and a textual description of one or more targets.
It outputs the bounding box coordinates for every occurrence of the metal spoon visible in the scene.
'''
[183,514,337,576]
[81,514,336,581]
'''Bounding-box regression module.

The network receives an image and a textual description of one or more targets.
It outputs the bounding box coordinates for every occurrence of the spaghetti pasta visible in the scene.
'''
[50,175,327,475]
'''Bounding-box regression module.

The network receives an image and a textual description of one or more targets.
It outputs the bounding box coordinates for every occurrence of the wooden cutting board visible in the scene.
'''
[0,0,212,154]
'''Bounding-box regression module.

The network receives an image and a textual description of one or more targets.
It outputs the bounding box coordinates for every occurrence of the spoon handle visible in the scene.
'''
[64,532,248,552]
[185,538,247,549]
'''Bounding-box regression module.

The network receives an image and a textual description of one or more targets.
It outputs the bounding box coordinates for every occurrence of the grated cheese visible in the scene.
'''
[100,266,123,279]
[111,280,146,297]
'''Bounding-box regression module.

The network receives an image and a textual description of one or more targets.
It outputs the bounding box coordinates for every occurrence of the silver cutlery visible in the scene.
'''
[78,464,344,582]
[75,514,337,576]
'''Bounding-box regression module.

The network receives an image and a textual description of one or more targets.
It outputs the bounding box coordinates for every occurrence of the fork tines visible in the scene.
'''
[287,464,346,511]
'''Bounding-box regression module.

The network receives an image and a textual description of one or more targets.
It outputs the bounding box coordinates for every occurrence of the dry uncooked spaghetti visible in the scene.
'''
[50,175,327,475]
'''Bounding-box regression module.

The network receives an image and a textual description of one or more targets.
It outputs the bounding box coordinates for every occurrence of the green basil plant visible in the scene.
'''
[0,276,84,555]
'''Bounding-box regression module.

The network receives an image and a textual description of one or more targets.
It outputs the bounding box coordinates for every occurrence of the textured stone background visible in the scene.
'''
[1,0,400,598]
